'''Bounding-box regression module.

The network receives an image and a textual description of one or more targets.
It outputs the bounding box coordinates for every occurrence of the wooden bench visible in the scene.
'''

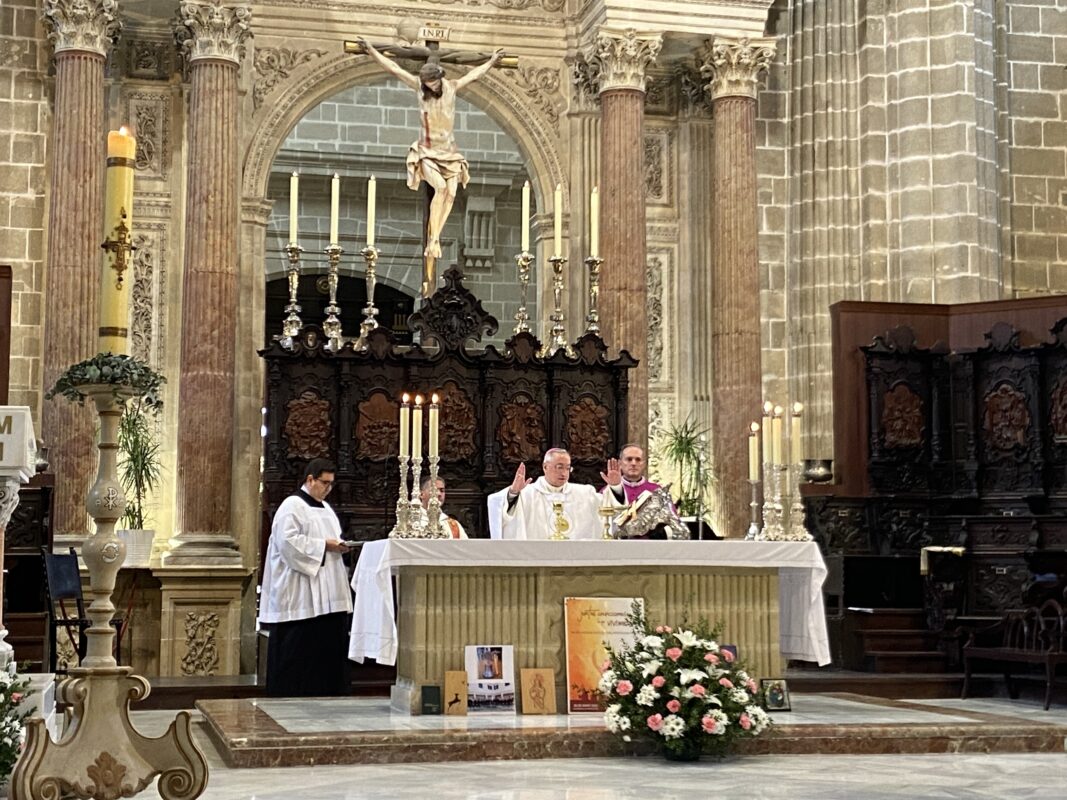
[962,599,1067,710]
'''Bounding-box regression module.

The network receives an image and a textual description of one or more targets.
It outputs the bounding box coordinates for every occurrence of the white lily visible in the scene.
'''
[676,668,708,685]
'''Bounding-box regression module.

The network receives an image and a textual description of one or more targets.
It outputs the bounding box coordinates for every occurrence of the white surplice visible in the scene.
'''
[259,490,353,624]
[487,477,620,540]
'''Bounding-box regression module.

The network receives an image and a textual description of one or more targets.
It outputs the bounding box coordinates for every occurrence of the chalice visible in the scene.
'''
[550,500,570,540]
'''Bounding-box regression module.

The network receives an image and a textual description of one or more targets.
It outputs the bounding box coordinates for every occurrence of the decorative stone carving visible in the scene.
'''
[644,136,664,201]
[131,233,155,364]
[125,38,175,79]
[355,392,399,461]
[676,64,712,116]
[253,46,326,110]
[174,0,252,65]
[569,54,601,110]
[126,93,169,178]
[283,390,332,460]
[181,611,220,676]
[564,396,611,462]
[643,72,674,114]
[505,64,561,128]
[699,36,777,101]
[646,254,665,384]
[439,380,478,462]
[42,0,121,56]
[497,394,546,464]
[85,751,137,798]
[591,29,662,94]
[983,383,1031,452]
[423,0,564,8]
[882,383,924,449]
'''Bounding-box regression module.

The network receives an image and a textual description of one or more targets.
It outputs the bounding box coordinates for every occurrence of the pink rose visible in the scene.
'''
[11,692,22,703]
[616,680,633,696]
[667,699,681,713]
[739,713,752,730]
[665,647,683,662]
[690,684,707,697]
[746,679,758,693]
[601,659,611,672]
[701,715,718,734]
[718,677,734,689]
[652,675,666,688]
[647,713,664,731]
[655,625,666,633]
[663,626,673,633]
[704,653,719,665]
[722,649,735,663]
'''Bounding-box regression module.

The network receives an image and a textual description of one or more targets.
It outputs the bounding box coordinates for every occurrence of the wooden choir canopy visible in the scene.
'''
[259,267,636,550]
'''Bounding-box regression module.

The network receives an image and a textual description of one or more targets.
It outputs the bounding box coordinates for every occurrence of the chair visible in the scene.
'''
[41,547,123,672]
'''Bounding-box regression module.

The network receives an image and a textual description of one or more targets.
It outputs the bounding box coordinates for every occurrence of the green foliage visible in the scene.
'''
[0,667,32,780]
[661,417,711,517]
[45,352,165,411]
[118,397,163,530]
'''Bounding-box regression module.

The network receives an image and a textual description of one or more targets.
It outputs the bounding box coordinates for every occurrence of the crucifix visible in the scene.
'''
[344,26,517,297]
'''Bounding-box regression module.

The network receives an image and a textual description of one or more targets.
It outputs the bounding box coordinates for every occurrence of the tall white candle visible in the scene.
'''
[772,406,784,465]
[521,180,530,253]
[366,175,377,247]
[429,393,440,457]
[399,393,410,458]
[791,402,803,465]
[749,422,760,482]
[553,183,562,257]
[289,172,299,245]
[329,173,340,245]
[590,186,599,259]
[761,401,773,464]
[412,395,424,462]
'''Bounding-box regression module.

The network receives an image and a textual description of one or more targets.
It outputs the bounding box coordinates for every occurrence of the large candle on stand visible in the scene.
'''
[521,180,530,253]
[553,183,562,257]
[288,172,299,245]
[399,393,411,458]
[100,126,136,355]
[771,406,784,465]
[590,186,599,259]
[748,422,760,481]
[329,173,340,245]
[761,401,773,464]
[366,175,377,247]
[791,402,803,465]
[429,393,440,457]
[412,395,424,462]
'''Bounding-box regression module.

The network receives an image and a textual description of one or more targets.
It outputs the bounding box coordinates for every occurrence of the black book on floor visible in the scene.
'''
[421,685,443,715]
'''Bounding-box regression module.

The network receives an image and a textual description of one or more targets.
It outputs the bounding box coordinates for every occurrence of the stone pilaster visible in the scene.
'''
[164,1,251,566]
[40,0,120,550]
[591,29,661,450]
[701,36,776,538]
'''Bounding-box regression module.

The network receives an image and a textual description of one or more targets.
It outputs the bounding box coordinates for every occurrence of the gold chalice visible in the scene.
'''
[550,500,570,540]
[598,506,617,540]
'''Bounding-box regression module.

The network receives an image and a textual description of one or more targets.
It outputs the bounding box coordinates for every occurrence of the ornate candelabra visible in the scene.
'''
[513,250,533,335]
[787,464,814,541]
[279,243,304,348]
[388,453,412,538]
[407,455,427,537]
[323,243,344,352]
[759,463,786,540]
[354,245,381,350]
[424,455,448,539]
[538,255,575,358]
[549,500,570,540]
[584,255,603,335]
[745,479,761,540]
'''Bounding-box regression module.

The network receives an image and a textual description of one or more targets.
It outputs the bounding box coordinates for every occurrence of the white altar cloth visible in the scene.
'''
[348,539,831,667]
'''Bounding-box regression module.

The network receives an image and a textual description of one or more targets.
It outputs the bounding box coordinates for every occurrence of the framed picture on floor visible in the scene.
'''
[564,597,643,714]
[464,645,516,713]
[760,678,791,712]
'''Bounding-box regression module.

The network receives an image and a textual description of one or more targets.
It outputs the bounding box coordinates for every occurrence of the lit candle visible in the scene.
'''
[553,183,562,257]
[749,422,760,482]
[399,393,410,458]
[412,395,424,462]
[366,175,376,247]
[100,126,136,355]
[289,172,299,245]
[589,186,599,259]
[791,402,803,465]
[329,173,340,245]
[521,180,530,253]
[772,406,784,465]
[429,393,440,457]
[761,401,773,464]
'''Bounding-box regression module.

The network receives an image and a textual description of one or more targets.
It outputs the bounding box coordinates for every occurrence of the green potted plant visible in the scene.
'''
[661,417,713,521]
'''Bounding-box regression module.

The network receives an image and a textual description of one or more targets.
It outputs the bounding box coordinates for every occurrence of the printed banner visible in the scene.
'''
[564,597,642,713]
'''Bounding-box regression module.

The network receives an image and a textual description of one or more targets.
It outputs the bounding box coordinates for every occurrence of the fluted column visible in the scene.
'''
[40,0,120,550]
[701,37,776,538]
[591,30,661,450]
[164,1,251,565]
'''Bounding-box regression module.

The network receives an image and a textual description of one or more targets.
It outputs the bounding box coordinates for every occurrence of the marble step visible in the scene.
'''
[848,608,927,631]
[859,628,940,651]
[865,650,948,673]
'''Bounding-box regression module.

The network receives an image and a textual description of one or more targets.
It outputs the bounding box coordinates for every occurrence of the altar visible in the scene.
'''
[349,539,830,713]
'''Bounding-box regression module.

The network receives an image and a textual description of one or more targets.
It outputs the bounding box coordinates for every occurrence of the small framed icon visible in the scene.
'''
[760,678,791,712]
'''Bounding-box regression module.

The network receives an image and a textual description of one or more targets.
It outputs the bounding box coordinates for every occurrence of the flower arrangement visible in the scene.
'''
[600,605,770,760]
[45,352,165,411]
[0,667,31,782]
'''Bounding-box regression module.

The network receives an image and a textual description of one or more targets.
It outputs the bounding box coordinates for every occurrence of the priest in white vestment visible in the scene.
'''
[260,458,353,696]
[488,448,625,540]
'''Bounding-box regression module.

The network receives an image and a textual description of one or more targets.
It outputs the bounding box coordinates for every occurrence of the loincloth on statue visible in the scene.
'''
[406,143,470,191]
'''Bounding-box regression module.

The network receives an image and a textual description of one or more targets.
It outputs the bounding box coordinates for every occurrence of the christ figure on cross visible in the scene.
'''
[356,37,504,295]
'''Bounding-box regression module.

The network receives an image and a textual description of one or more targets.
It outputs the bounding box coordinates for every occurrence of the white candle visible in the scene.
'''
[289,172,299,245]
[590,186,599,259]
[412,395,423,462]
[749,422,760,482]
[366,175,376,247]
[521,180,530,253]
[553,183,562,257]
[772,406,784,465]
[329,173,340,245]
[761,401,773,464]
[399,393,410,458]
[791,402,803,465]
[429,393,440,457]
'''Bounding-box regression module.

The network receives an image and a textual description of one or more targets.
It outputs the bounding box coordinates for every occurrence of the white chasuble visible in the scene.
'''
[487,477,619,540]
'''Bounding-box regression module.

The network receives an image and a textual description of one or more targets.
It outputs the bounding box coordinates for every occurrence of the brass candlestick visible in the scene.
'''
[584,255,603,334]
[279,242,304,348]
[550,499,570,540]
[538,255,575,358]
[745,479,760,540]
[787,463,814,541]
[355,245,380,350]
[513,250,533,334]
[389,454,412,539]
[323,243,344,352]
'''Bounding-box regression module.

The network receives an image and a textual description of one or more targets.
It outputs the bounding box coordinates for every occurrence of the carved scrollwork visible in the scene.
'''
[590,29,662,93]
[181,611,220,676]
[253,46,326,110]
[974,563,1030,612]
[174,0,252,65]
[644,136,663,200]
[497,393,546,464]
[882,382,924,449]
[408,267,499,352]
[564,396,611,462]
[1049,380,1067,439]
[355,391,398,461]
[85,751,132,798]
[131,233,155,364]
[42,0,122,56]
[283,390,332,460]
[699,36,777,101]
[505,64,560,129]
[439,381,477,462]
[646,254,664,383]
[982,383,1030,452]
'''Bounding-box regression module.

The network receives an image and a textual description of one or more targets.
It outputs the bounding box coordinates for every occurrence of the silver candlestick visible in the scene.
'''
[584,255,603,334]
[514,250,533,334]
[745,479,760,540]
[787,464,814,541]
[323,243,344,352]
[424,455,448,539]
[407,454,427,537]
[354,245,380,350]
[538,255,575,358]
[759,463,786,540]
[279,242,304,348]
[388,454,412,538]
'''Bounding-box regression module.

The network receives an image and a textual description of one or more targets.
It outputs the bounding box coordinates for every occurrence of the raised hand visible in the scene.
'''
[491,48,505,65]
[600,457,622,487]
[509,462,532,495]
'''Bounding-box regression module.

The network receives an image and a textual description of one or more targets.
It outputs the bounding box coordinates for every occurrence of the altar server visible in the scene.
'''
[260,458,353,696]
[488,448,624,540]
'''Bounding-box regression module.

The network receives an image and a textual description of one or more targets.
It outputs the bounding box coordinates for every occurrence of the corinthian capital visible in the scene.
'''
[42,0,121,57]
[590,29,662,94]
[174,0,252,65]
[699,36,777,101]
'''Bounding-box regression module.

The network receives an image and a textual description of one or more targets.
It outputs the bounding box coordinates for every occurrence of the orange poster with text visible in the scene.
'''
[564,597,642,714]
